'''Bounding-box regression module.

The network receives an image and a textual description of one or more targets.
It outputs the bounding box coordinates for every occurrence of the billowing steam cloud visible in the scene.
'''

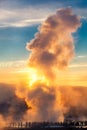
[25,86,87,121]
[26,8,81,79]
[23,8,82,121]
[60,86,87,121]
[27,85,57,121]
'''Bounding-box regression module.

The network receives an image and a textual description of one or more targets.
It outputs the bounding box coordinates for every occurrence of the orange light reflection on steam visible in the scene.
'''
[26,68,50,88]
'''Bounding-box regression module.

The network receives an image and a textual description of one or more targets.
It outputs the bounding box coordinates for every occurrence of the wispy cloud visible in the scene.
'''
[75,55,87,59]
[0,1,87,28]
[0,60,26,70]
[69,63,87,68]
[74,8,87,19]
[0,7,52,27]
[9,18,45,27]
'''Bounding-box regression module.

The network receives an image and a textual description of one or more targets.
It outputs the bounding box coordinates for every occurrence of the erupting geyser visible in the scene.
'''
[24,8,82,121]
[1,8,86,127]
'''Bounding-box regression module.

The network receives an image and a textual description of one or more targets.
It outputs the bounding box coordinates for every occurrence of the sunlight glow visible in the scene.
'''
[22,68,50,87]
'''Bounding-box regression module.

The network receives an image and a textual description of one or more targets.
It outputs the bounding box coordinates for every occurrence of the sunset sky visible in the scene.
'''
[0,0,87,86]
[1,0,87,124]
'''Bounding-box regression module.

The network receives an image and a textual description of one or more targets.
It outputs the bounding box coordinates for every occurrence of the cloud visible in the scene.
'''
[77,55,87,58]
[74,8,87,19]
[0,7,52,27]
[69,63,87,68]
[0,1,87,28]
[0,60,26,71]
[10,19,45,27]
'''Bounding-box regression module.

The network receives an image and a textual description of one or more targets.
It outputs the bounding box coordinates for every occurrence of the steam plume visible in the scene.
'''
[24,8,82,121]
[26,8,81,79]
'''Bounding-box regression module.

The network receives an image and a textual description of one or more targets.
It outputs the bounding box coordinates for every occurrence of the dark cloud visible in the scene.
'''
[0,83,29,121]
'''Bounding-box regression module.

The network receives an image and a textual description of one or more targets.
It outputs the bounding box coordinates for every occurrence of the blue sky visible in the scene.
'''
[0,26,38,61]
[0,0,87,63]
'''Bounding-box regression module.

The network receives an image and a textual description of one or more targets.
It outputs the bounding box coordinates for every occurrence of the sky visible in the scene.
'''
[0,0,87,124]
[0,0,87,85]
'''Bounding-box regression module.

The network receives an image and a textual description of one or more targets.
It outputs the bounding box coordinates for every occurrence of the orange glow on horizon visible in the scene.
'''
[0,66,87,87]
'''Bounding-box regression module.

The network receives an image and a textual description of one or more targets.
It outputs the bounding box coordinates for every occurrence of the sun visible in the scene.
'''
[26,68,50,87]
